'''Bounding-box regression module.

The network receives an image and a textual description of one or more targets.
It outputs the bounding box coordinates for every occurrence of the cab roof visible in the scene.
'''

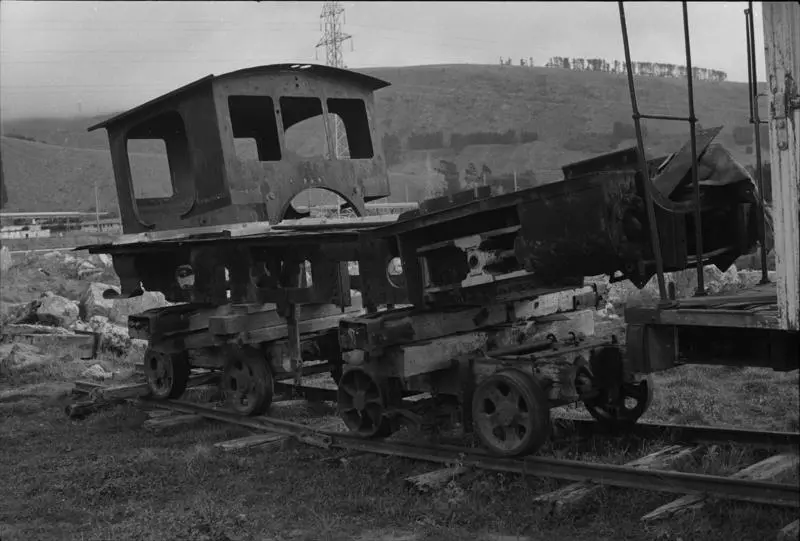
[87,63,391,132]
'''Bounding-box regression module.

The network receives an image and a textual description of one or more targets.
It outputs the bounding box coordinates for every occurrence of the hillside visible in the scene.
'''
[0,136,173,212]
[0,64,768,212]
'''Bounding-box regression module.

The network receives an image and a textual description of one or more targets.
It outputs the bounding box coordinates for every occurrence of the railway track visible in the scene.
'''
[560,417,800,449]
[68,377,800,538]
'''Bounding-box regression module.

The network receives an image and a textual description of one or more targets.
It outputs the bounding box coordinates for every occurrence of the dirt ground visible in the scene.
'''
[1,252,798,541]
[0,337,797,541]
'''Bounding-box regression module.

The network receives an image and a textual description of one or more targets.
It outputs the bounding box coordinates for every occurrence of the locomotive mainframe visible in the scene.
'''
[82,62,769,458]
[333,128,764,455]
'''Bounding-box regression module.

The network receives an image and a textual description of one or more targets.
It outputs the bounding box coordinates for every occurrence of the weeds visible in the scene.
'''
[0,304,797,540]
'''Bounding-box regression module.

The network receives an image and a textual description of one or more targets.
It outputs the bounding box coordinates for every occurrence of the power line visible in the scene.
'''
[315,1,352,159]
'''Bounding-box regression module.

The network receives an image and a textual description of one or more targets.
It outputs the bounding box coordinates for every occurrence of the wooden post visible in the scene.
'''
[762,2,800,331]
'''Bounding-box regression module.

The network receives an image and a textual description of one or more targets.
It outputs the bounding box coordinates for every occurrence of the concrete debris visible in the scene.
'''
[603,263,756,307]
[77,261,103,280]
[107,290,171,325]
[0,245,12,272]
[35,293,79,328]
[0,302,34,325]
[596,301,620,320]
[82,363,115,381]
[2,330,96,357]
[72,315,144,355]
[738,269,778,288]
[96,254,113,268]
[0,343,47,375]
[2,323,75,336]
[79,282,118,321]
[78,282,172,325]
[28,250,112,280]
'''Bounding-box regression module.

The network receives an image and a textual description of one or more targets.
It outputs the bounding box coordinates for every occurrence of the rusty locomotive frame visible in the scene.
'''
[81,27,795,457]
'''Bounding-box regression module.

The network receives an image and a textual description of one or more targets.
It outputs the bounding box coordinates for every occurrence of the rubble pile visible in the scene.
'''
[1,249,171,368]
[0,342,48,377]
[38,250,114,280]
[2,287,167,354]
[589,263,776,310]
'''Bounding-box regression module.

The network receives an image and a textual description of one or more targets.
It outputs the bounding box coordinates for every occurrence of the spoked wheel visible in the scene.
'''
[472,369,551,457]
[337,367,393,438]
[583,375,653,430]
[143,348,190,400]
[222,347,274,416]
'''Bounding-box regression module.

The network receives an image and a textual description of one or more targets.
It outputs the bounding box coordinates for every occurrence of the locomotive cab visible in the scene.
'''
[88,64,391,235]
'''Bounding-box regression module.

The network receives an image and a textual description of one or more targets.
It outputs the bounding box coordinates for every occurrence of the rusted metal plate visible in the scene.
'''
[82,227,368,253]
[398,186,493,221]
[561,146,669,180]
[651,126,723,198]
[515,172,641,287]
[89,64,391,236]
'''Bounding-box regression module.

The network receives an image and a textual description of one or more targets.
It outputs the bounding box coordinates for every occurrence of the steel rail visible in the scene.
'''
[561,418,800,449]
[140,398,799,509]
[336,438,799,508]
[75,383,800,450]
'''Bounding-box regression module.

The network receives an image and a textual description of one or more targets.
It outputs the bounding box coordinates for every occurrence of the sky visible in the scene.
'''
[0,1,766,121]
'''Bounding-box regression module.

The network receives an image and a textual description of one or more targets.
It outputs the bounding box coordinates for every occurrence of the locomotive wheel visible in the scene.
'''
[472,369,551,457]
[583,375,653,429]
[337,367,393,438]
[222,348,274,416]
[143,348,190,400]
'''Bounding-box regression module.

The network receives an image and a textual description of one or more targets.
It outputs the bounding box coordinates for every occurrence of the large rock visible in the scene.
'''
[77,261,103,280]
[82,363,115,381]
[738,269,778,288]
[604,263,750,308]
[2,323,75,336]
[35,293,79,327]
[72,315,146,355]
[79,282,117,320]
[108,290,172,325]
[91,254,113,268]
[1,324,96,357]
[1,302,34,325]
[79,283,171,325]
[0,246,12,273]
[0,342,47,376]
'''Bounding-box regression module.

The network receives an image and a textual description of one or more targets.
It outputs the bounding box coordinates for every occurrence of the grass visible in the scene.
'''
[1,333,797,541]
[647,366,800,432]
